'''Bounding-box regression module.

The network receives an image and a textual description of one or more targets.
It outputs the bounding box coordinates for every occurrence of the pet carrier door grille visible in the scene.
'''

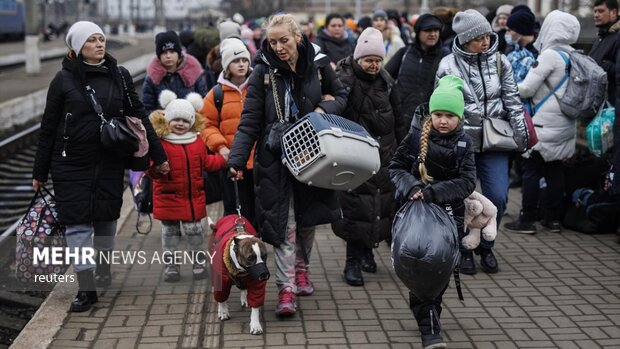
[282,119,322,175]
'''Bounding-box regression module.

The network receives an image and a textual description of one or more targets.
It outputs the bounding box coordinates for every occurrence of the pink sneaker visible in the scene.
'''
[295,269,314,296]
[275,287,296,316]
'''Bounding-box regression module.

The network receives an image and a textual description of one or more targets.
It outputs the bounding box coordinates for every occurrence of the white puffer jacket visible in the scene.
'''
[518,10,579,162]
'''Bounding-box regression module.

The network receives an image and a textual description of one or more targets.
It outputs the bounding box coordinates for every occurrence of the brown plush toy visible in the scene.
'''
[462,191,498,250]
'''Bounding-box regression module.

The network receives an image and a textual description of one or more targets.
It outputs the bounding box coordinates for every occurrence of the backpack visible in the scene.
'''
[212,83,224,114]
[506,46,536,83]
[552,49,607,121]
[563,188,619,234]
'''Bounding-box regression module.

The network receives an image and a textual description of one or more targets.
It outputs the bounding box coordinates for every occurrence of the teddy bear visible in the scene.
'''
[462,191,498,250]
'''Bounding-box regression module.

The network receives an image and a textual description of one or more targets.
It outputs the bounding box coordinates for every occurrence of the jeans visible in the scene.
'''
[274,201,315,293]
[474,151,510,249]
[521,151,565,221]
[64,221,116,272]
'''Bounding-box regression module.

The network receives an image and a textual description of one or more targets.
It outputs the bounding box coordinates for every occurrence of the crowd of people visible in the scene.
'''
[31,2,620,348]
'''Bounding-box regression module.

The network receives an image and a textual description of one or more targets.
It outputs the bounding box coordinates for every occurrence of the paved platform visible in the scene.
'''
[22,187,619,349]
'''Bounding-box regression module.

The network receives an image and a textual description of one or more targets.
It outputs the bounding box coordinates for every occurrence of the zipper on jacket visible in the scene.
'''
[477,56,489,118]
[61,112,72,157]
[182,145,195,221]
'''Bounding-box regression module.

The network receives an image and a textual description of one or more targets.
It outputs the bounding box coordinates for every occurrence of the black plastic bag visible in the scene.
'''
[391,200,459,301]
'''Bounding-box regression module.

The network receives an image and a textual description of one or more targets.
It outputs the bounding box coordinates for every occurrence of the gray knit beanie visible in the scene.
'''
[452,9,492,45]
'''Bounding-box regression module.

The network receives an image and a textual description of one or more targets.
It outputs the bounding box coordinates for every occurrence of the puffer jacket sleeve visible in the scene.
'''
[435,55,453,81]
[384,46,406,79]
[390,83,407,143]
[120,67,167,165]
[424,142,476,205]
[194,73,208,96]
[499,54,527,152]
[200,90,228,152]
[317,63,348,115]
[141,75,158,113]
[33,71,64,182]
[389,133,425,201]
[228,66,266,169]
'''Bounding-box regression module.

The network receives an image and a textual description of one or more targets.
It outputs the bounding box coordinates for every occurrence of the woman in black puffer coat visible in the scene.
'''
[32,21,168,313]
[227,14,347,317]
[332,27,407,287]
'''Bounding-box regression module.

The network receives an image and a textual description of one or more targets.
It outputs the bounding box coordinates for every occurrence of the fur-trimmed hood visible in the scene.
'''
[146,53,204,86]
[149,110,206,139]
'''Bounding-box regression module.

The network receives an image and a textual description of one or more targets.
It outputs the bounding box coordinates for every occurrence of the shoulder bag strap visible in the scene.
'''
[118,67,134,113]
[85,85,107,125]
[536,49,570,113]
[270,69,285,123]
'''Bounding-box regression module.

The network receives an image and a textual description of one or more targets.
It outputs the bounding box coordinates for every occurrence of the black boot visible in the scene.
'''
[361,247,377,273]
[70,270,98,312]
[477,247,499,274]
[95,250,112,287]
[541,210,562,233]
[504,210,537,234]
[459,250,476,275]
[410,293,446,349]
[344,242,364,286]
[343,258,364,286]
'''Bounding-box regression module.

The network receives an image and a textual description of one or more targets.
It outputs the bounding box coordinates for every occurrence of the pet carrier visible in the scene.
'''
[281,112,380,191]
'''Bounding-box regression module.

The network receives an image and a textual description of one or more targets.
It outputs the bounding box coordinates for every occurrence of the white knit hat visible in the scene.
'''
[159,90,203,126]
[353,28,385,60]
[66,21,105,55]
[220,38,251,71]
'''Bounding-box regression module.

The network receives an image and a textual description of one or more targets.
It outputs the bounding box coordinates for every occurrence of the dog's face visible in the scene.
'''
[234,236,270,281]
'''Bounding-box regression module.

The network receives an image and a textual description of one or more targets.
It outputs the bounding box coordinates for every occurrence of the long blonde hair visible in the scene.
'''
[418,117,434,184]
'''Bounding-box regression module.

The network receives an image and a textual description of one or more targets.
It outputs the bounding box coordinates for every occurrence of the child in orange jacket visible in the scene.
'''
[200,38,256,223]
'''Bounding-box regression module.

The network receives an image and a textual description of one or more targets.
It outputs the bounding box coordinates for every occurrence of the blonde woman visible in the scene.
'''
[389,75,476,349]
[227,13,347,317]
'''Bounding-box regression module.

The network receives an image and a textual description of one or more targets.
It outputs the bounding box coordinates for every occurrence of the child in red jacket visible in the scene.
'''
[148,90,226,282]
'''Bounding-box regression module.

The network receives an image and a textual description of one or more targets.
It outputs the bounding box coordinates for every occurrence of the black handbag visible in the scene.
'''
[85,84,139,156]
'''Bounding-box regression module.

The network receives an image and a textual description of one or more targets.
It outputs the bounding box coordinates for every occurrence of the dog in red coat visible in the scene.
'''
[210,214,269,335]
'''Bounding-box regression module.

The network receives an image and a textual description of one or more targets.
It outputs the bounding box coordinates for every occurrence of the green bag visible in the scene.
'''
[586,102,615,157]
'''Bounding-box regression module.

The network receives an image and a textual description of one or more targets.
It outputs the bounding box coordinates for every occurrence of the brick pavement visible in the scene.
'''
[46,190,620,349]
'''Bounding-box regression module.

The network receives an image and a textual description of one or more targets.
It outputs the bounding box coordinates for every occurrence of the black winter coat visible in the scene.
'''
[315,29,354,65]
[388,116,476,230]
[331,56,407,247]
[33,55,167,225]
[227,36,348,247]
[385,42,448,128]
[590,21,620,102]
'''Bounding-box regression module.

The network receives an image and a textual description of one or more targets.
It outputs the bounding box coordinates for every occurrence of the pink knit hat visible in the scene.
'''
[353,28,385,60]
